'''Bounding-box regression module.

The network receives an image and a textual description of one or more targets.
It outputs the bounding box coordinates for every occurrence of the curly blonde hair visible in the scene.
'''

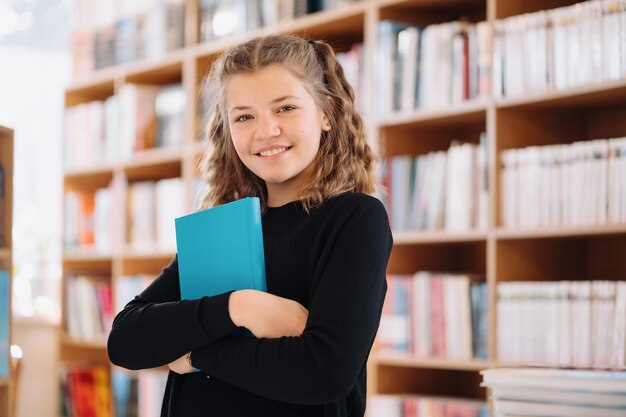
[198,34,376,212]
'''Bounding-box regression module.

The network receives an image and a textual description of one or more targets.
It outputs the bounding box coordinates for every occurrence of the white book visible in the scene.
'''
[94,186,112,252]
[492,20,505,98]
[129,181,156,250]
[572,281,592,366]
[621,138,626,222]
[608,139,622,224]
[577,2,594,86]
[458,275,473,360]
[622,0,626,79]
[451,21,469,104]
[501,150,515,228]
[398,26,420,113]
[104,95,119,163]
[612,281,626,366]
[525,12,548,93]
[565,5,581,87]
[477,132,488,229]
[596,140,609,225]
[155,177,185,251]
[603,0,623,81]
[476,21,491,98]
[550,8,569,91]
[426,152,446,230]
[490,384,626,408]
[558,281,573,365]
[414,272,432,357]
[503,16,524,97]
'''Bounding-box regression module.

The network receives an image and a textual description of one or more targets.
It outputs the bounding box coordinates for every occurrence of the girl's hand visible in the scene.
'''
[168,352,195,374]
[229,290,309,339]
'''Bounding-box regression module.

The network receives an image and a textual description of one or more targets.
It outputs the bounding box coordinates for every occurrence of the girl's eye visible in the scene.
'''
[235,114,252,123]
[278,105,296,113]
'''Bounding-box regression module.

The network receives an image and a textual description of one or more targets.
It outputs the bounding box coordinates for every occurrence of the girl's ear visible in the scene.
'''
[322,114,331,132]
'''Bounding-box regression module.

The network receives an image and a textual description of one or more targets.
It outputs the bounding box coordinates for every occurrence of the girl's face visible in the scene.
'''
[226,64,330,207]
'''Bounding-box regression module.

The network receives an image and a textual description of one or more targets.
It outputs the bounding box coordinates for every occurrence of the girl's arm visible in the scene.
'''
[189,198,392,405]
[107,256,238,370]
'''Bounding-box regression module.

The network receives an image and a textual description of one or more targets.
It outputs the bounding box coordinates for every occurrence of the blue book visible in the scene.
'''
[175,197,267,301]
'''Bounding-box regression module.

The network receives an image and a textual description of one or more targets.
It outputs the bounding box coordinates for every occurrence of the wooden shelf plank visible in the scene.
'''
[495,224,626,240]
[61,332,107,350]
[121,248,176,262]
[377,0,486,9]
[495,79,626,111]
[123,148,183,181]
[378,99,488,130]
[63,249,113,263]
[393,230,488,244]
[374,354,495,371]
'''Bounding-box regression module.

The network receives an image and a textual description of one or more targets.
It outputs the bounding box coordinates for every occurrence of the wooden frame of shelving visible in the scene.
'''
[62,0,626,415]
[0,126,14,417]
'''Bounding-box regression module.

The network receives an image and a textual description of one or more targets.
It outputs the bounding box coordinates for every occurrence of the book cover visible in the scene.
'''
[175,197,267,301]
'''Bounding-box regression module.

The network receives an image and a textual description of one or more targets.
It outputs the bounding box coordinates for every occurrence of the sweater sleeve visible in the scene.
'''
[191,199,392,405]
[107,256,238,370]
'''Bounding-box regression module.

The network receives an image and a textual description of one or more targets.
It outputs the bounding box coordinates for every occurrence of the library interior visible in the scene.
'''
[1,0,626,416]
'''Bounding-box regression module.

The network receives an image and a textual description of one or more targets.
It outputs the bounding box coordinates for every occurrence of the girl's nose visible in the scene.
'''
[254,115,281,140]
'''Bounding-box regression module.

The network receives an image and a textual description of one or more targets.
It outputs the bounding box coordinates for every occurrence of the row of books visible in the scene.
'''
[128,178,186,252]
[335,43,365,113]
[368,394,488,417]
[0,270,8,378]
[59,364,112,417]
[501,137,626,229]
[482,367,626,417]
[64,177,186,253]
[112,370,169,417]
[200,0,362,42]
[493,0,626,98]
[65,275,113,342]
[381,134,488,232]
[64,181,120,251]
[378,273,488,360]
[114,275,154,314]
[498,280,626,367]
[71,0,185,75]
[64,84,185,171]
[377,19,490,115]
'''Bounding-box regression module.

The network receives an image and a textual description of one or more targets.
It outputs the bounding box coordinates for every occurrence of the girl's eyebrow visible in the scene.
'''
[230,95,303,113]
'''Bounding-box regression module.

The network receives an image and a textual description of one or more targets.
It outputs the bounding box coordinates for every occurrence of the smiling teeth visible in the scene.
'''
[259,147,288,157]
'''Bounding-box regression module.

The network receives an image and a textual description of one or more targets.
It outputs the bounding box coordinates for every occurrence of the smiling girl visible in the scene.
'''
[108,34,393,417]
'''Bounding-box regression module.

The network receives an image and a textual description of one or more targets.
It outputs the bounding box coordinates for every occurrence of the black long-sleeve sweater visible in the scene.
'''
[107,192,393,417]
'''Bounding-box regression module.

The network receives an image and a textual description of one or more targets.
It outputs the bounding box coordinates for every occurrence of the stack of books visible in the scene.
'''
[482,367,626,417]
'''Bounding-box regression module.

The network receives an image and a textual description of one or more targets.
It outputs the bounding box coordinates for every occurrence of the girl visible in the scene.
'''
[108,34,393,417]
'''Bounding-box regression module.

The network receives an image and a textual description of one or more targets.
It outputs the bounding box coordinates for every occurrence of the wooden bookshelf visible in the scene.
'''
[61,0,626,415]
[0,126,14,417]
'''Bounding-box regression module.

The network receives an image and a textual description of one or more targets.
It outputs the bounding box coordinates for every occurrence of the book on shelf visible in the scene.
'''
[70,0,185,76]
[115,275,154,314]
[378,272,488,361]
[381,133,488,232]
[368,394,488,417]
[64,275,113,341]
[64,180,122,251]
[60,364,113,417]
[175,197,267,301]
[111,369,168,417]
[500,137,626,230]
[497,280,626,367]
[482,367,626,417]
[0,270,9,378]
[127,177,185,252]
[493,0,626,99]
[377,18,490,116]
